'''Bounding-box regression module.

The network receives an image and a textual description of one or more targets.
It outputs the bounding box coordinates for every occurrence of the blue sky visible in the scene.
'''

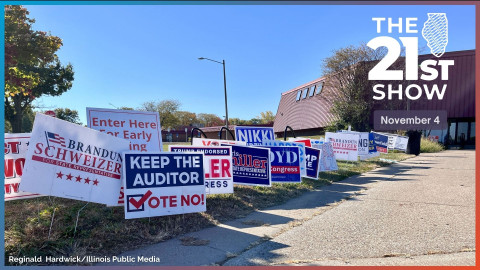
[24,4,475,125]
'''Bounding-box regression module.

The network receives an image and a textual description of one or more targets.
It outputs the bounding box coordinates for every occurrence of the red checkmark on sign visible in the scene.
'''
[129,190,153,209]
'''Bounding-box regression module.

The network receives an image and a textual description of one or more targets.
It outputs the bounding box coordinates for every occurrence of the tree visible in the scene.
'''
[257,111,275,124]
[140,100,180,129]
[53,108,82,125]
[175,111,197,126]
[322,44,405,131]
[197,113,224,127]
[4,5,74,132]
[229,117,248,126]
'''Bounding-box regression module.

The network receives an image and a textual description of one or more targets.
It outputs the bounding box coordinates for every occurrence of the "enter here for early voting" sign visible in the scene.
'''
[123,152,206,219]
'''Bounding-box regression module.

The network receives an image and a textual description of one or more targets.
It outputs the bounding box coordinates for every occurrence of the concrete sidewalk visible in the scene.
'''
[100,150,475,266]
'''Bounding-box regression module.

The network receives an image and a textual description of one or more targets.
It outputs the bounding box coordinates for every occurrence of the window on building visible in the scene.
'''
[457,122,469,144]
[470,122,475,144]
[296,90,302,101]
[448,122,457,144]
[309,85,316,97]
[316,82,324,95]
[302,88,309,99]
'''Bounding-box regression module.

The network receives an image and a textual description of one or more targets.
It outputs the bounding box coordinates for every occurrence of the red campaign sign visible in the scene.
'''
[271,166,300,174]
[377,146,388,153]
[4,133,43,201]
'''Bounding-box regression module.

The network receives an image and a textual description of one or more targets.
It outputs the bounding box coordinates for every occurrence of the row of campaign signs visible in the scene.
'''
[4,108,408,219]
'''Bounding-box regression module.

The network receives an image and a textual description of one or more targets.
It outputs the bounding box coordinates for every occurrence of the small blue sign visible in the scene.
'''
[371,132,388,153]
[264,146,301,183]
[223,144,271,186]
[235,126,275,146]
[305,147,321,179]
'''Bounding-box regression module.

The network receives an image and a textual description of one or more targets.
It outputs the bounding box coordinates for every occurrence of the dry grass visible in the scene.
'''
[420,138,445,153]
[5,152,412,265]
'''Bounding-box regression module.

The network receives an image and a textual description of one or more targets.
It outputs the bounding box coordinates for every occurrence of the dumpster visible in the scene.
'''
[406,130,421,155]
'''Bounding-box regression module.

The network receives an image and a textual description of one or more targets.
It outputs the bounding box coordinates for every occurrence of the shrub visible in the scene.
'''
[420,137,445,153]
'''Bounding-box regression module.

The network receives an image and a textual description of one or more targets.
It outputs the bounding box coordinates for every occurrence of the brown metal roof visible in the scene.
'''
[273,50,475,133]
[273,77,337,133]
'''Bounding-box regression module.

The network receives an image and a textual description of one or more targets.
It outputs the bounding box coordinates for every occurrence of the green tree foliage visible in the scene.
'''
[4,5,74,132]
[176,111,197,126]
[322,44,405,131]
[257,111,275,124]
[141,100,181,129]
[229,117,249,125]
[53,108,82,125]
[197,113,224,127]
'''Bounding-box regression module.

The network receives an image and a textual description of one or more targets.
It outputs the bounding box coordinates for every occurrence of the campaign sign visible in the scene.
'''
[4,133,43,201]
[168,146,233,195]
[87,107,162,152]
[88,107,163,205]
[264,146,301,183]
[261,140,306,177]
[225,145,271,187]
[235,126,275,146]
[340,131,369,156]
[324,132,359,161]
[371,132,389,153]
[387,134,397,150]
[287,137,312,147]
[310,139,324,149]
[368,133,378,153]
[318,142,338,171]
[20,114,131,205]
[123,152,206,219]
[394,136,409,152]
[192,138,246,147]
[305,147,321,179]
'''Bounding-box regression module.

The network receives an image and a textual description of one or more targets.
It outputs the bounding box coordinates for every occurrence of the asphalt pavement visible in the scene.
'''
[100,150,475,266]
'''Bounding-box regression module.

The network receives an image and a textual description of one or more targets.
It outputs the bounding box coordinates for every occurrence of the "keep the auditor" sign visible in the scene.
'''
[123,152,206,219]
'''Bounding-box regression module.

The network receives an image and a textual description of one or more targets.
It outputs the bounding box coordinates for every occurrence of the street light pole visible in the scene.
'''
[198,57,230,139]
[222,60,229,135]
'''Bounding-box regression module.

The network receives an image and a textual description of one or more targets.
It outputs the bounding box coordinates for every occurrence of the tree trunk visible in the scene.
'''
[11,96,24,133]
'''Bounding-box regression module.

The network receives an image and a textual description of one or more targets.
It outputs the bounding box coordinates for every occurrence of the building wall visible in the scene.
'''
[273,50,475,142]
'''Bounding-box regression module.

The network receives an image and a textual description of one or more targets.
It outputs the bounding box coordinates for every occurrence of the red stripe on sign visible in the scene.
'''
[31,155,121,179]
[271,166,300,174]
[6,194,42,199]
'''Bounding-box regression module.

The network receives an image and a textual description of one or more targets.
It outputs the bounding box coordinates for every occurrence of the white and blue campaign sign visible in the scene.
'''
[122,152,206,219]
[371,132,389,153]
[264,146,301,183]
[235,126,275,146]
[318,142,338,171]
[394,136,409,152]
[168,145,233,195]
[223,145,271,187]
[386,134,397,150]
[305,147,321,180]
[310,139,324,149]
[261,140,306,177]
[368,133,377,153]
